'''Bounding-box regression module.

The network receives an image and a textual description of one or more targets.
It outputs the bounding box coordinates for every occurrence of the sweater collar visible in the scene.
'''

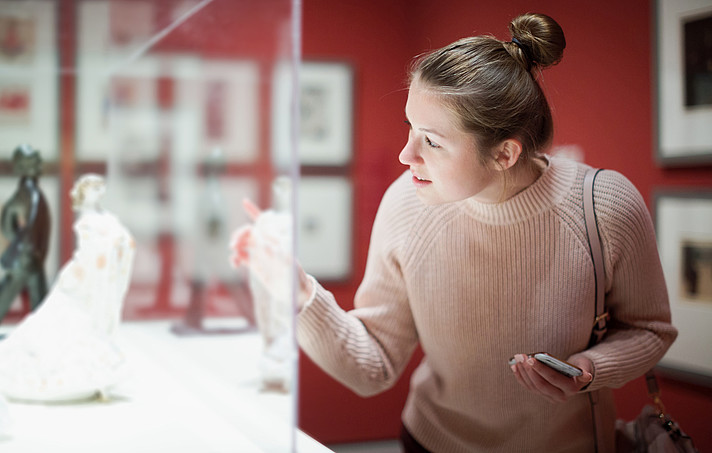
[457,155,578,225]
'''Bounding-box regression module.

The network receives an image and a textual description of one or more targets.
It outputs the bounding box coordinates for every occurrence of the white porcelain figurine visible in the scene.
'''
[230,177,295,392]
[0,174,135,402]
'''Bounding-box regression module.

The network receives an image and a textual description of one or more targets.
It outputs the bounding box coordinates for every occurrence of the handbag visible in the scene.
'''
[582,168,698,453]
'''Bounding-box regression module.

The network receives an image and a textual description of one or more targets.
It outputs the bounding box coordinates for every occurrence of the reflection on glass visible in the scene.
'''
[0,0,310,451]
[237,176,294,392]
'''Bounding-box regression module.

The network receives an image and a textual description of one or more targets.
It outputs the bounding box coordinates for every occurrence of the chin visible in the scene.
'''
[415,191,448,206]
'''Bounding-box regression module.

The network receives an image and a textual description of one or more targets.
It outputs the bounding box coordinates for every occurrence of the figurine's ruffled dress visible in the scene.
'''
[0,176,135,402]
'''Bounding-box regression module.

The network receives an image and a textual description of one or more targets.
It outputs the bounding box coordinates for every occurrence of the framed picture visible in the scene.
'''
[172,173,258,282]
[272,61,353,168]
[655,190,712,382]
[297,176,352,280]
[173,60,260,164]
[0,1,58,160]
[76,1,166,161]
[655,0,712,165]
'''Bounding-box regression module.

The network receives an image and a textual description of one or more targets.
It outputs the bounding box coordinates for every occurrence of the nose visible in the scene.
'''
[399,137,421,166]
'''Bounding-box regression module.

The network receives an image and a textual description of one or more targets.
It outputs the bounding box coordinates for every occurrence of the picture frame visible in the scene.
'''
[655,190,712,383]
[173,60,260,164]
[655,0,712,165]
[76,0,162,161]
[0,0,58,160]
[172,174,258,282]
[272,61,353,168]
[297,176,352,281]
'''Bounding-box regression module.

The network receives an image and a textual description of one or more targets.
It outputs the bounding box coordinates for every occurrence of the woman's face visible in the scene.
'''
[399,81,501,205]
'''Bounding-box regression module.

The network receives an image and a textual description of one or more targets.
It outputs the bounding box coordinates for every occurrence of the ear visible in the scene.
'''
[492,139,523,171]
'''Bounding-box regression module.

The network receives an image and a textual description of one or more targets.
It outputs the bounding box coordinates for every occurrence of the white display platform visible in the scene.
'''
[0,319,331,453]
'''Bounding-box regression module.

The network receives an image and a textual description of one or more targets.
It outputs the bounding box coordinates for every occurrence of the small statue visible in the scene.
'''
[230,176,295,392]
[0,174,135,402]
[172,148,246,335]
[0,144,51,323]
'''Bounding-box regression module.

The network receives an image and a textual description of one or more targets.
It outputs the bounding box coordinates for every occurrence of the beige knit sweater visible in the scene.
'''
[297,156,677,453]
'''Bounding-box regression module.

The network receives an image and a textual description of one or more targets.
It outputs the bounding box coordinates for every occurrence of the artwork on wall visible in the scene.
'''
[297,176,352,280]
[655,191,712,383]
[655,0,712,165]
[0,1,58,159]
[200,61,260,163]
[77,2,260,165]
[76,0,163,161]
[272,61,353,168]
[174,60,260,164]
[172,173,258,283]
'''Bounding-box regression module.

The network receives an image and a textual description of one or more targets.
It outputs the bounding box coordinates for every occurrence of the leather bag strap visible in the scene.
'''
[583,168,608,346]
[583,168,660,452]
[583,168,607,453]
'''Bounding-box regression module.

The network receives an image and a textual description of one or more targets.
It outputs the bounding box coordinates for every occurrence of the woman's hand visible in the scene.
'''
[510,353,593,403]
[229,199,261,269]
[229,199,314,309]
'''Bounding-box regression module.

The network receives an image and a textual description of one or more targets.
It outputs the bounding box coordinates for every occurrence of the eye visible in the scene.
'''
[403,119,411,128]
[425,136,440,148]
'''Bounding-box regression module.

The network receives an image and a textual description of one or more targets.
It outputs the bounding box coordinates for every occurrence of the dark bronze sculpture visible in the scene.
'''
[0,144,51,323]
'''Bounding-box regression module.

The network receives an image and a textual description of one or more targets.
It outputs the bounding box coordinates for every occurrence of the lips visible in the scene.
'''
[410,171,432,187]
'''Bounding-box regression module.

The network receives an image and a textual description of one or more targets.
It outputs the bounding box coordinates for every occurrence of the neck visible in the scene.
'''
[501,156,546,201]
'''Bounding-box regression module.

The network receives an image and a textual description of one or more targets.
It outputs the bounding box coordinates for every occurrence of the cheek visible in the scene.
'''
[445,160,493,198]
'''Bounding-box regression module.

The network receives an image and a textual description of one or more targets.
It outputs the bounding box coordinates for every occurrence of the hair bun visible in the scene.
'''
[509,13,566,69]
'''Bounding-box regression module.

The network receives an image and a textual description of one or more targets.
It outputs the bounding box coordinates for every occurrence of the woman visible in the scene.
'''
[0,174,135,402]
[233,13,677,452]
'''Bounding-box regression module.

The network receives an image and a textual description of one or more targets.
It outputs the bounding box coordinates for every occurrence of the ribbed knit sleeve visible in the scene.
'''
[569,170,678,391]
[297,172,421,397]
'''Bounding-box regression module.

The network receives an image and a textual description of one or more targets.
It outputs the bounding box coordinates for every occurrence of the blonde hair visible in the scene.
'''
[70,174,105,209]
[409,13,566,170]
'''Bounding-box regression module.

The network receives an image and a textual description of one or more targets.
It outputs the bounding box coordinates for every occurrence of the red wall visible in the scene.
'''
[299,0,712,449]
[298,0,416,443]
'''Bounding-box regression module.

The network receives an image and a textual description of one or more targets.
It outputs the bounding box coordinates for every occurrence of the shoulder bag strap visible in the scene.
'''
[583,168,661,453]
[584,168,608,345]
[583,168,607,453]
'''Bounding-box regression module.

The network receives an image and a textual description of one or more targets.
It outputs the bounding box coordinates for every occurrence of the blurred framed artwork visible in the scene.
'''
[0,1,58,160]
[655,190,712,384]
[655,0,712,165]
[174,60,260,164]
[297,176,352,281]
[75,0,162,161]
[272,61,353,168]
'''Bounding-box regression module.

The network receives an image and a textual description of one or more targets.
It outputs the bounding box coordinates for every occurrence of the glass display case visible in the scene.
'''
[0,0,321,451]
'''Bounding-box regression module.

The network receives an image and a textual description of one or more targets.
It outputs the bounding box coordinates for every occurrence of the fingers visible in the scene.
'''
[229,198,263,267]
[574,372,594,389]
[510,354,582,403]
[526,357,573,402]
[243,198,262,221]
[228,225,252,268]
[567,355,594,389]
[511,354,537,392]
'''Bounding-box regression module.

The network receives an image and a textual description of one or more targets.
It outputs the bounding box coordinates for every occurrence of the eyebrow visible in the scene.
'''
[419,127,445,138]
[404,116,446,138]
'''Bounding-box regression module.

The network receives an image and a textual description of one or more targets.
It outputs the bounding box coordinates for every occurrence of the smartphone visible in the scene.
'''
[508,352,583,378]
[533,352,583,378]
